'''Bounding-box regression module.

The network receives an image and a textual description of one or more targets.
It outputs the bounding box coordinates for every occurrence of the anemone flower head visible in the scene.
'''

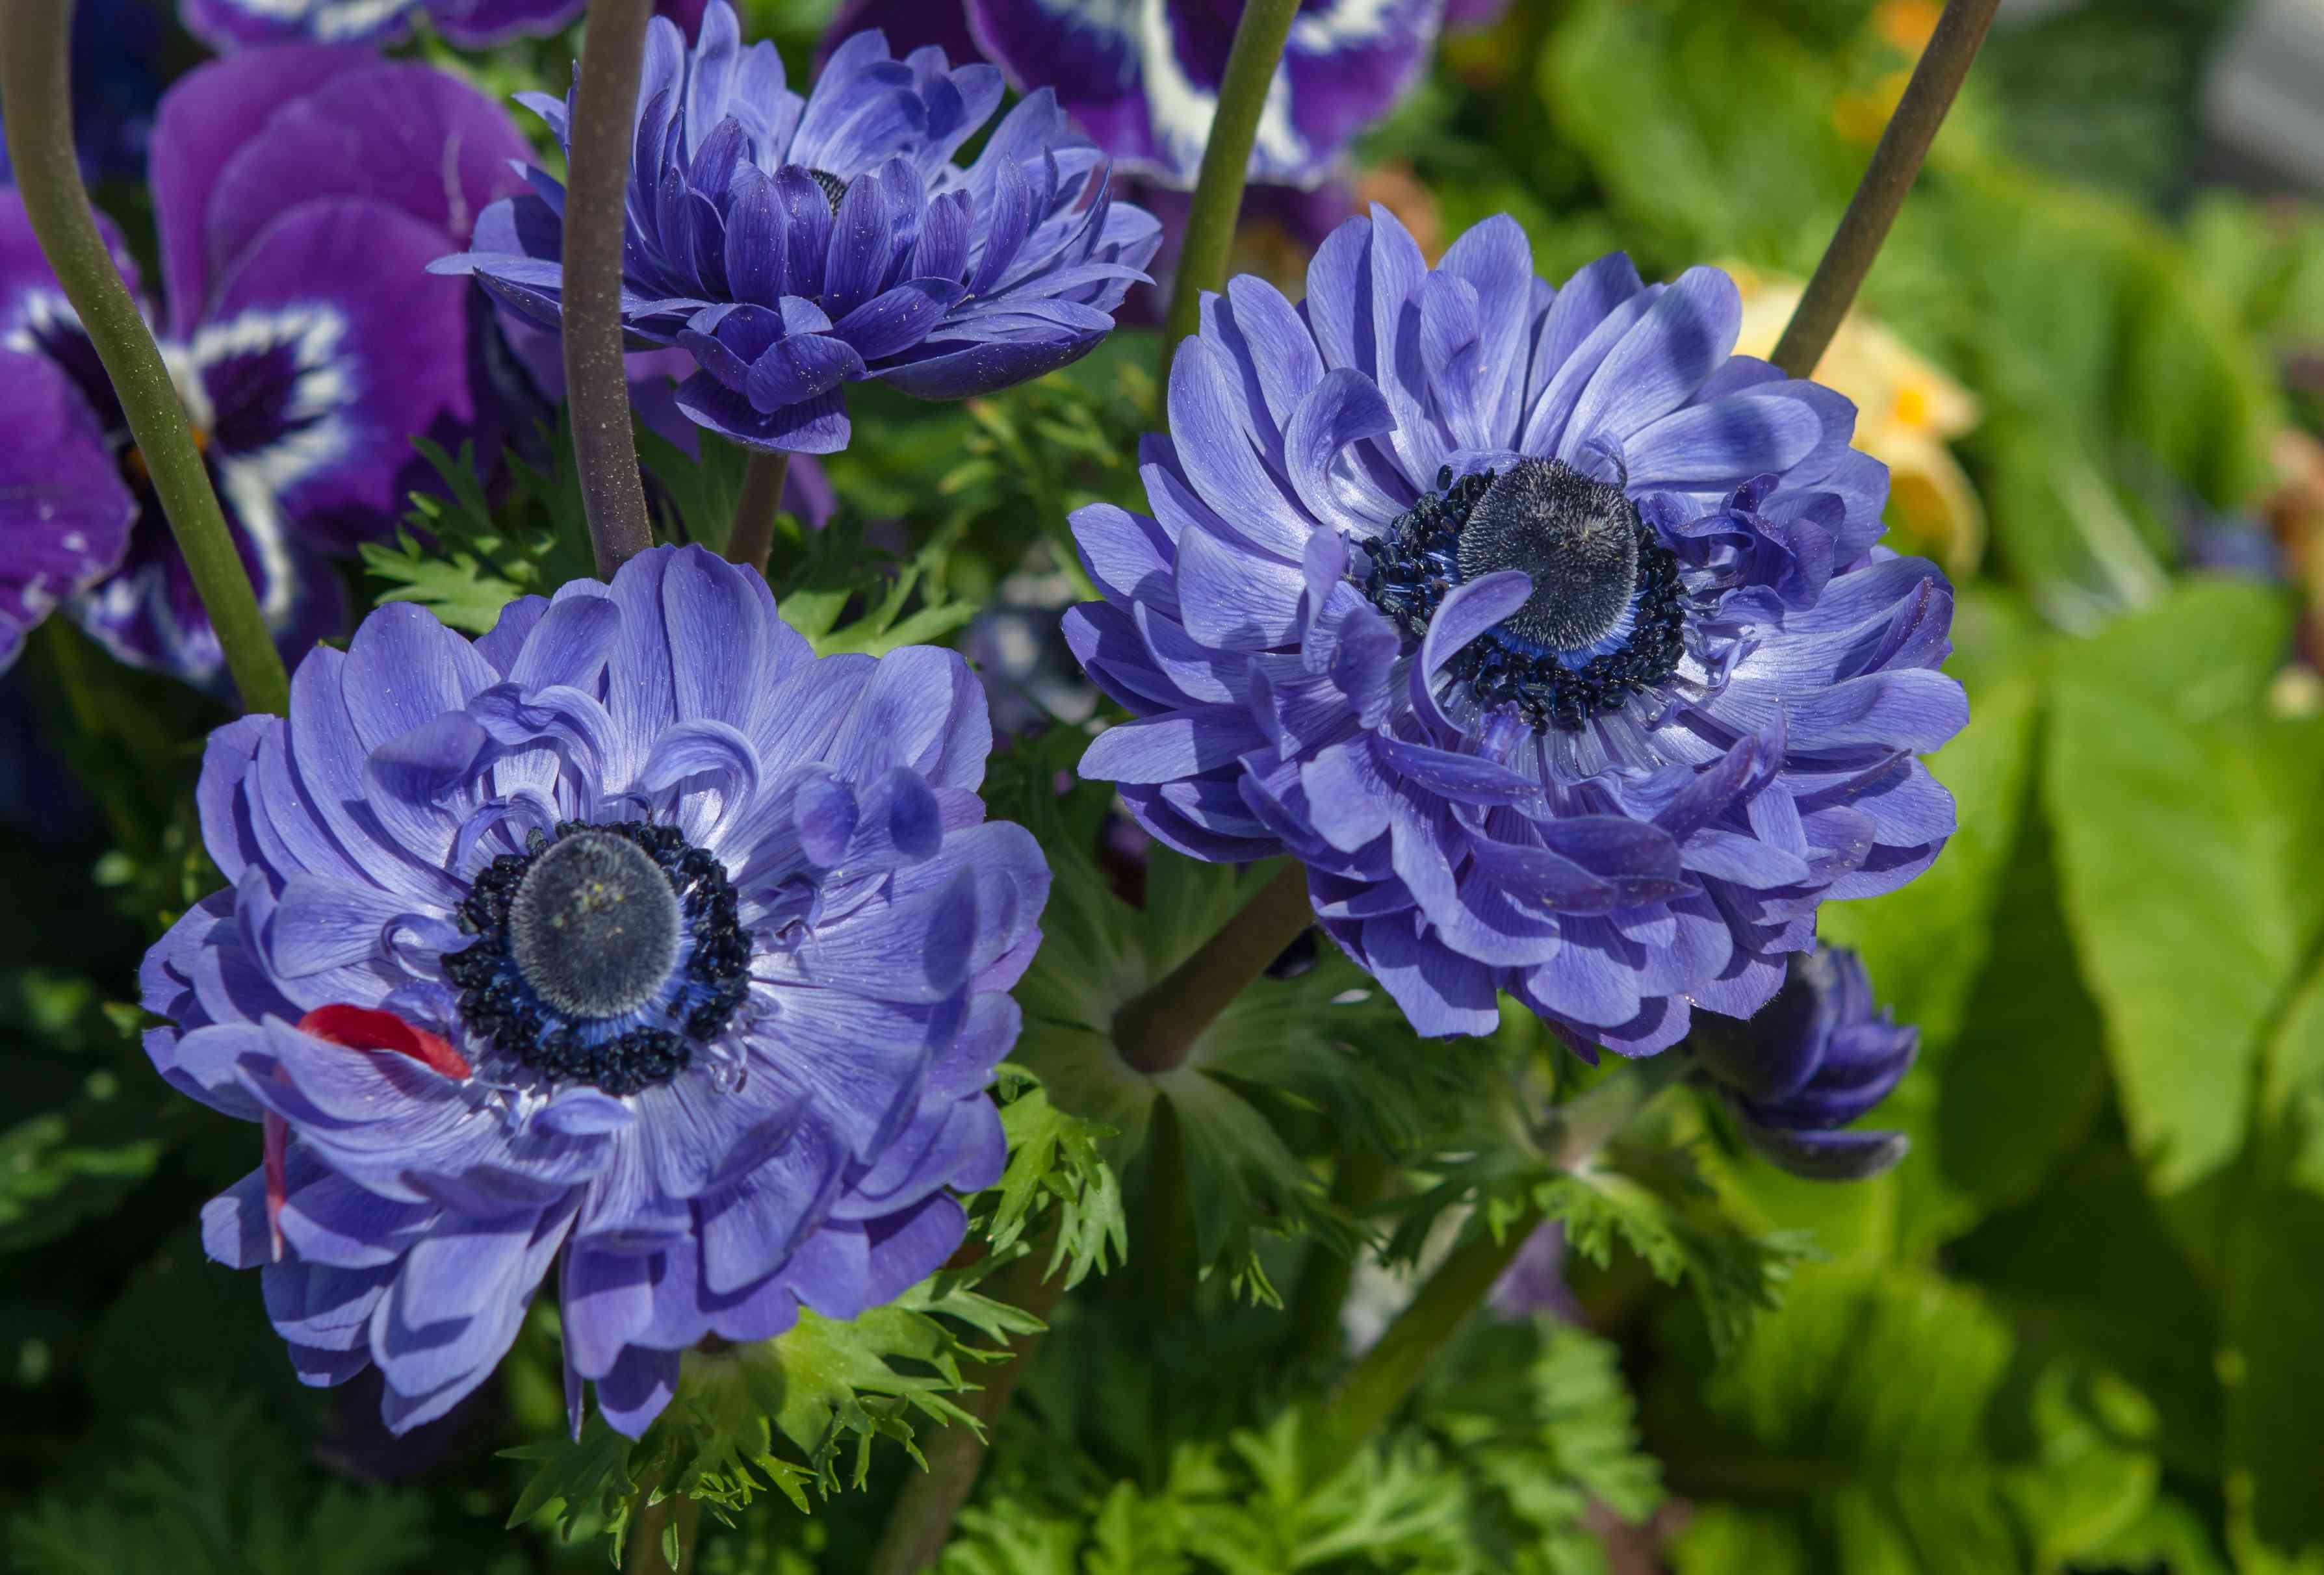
[433,1,1162,455]
[1691,945,1917,1181]
[0,49,530,689]
[142,545,1048,1435]
[1067,210,1966,1054]
[181,0,705,51]
[961,0,1445,189]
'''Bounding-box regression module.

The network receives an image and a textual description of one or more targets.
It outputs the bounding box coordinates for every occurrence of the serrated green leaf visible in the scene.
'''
[1539,1145,1815,1357]
[979,1067,1128,1288]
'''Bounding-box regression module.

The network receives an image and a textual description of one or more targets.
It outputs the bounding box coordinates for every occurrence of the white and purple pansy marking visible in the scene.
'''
[963,0,1445,188]
[0,50,534,690]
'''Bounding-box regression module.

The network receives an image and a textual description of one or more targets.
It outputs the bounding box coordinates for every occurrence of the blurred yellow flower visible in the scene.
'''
[1728,264,1985,574]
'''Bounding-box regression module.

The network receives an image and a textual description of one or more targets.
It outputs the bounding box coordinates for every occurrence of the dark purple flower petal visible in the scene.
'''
[964,0,1441,189]
[439,1,1159,454]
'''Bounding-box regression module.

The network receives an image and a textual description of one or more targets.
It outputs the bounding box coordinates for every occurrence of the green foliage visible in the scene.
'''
[944,1320,1659,1575]
[1657,1271,2164,1575]
[9,1390,437,1575]
[361,431,599,631]
[978,1065,1129,1289]
[995,730,1493,1289]
[2043,580,2324,1193]
[508,1272,1040,1551]
[761,513,979,658]
[0,970,166,1255]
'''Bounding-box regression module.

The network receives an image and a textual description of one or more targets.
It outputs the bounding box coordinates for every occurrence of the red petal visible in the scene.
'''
[263,1111,289,1263]
[297,1003,472,1080]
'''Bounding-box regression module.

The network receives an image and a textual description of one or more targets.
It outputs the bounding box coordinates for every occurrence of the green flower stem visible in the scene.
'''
[0,0,289,717]
[1156,0,1302,387]
[1766,0,2000,379]
[625,1469,701,1574]
[865,1243,1069,1575]
[1302,1053,1692,1487]
[1113,862,1313,1075]
[1287,1149,1392,1366]
[564,0,657,578]
[723,449,792,574]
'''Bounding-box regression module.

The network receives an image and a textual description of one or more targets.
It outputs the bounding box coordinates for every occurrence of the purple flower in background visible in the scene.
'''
[0,49,530,692]
[144,545,1047,1436]
[182,0,706,51]
[0,0,164,186]
[1693,945,1916,1181]
[435,2,1161,455]
[1068,211,1965,1051]
[1442,0,1510,32]
[963,0,1443,189]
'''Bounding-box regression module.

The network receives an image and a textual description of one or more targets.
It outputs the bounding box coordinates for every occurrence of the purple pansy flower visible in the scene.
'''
[144,544,1048,1436]
[182,0,706,52]
[1068,211,1965,1052]
[1693,945,1917,1181]
[962,0,1444,189]
[0,49,530,692]
[433,1,1161,455]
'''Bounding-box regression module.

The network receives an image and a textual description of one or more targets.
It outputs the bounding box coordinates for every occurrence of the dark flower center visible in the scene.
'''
[442,821,753,1095]
[805,167,849,214]
[1356,458,1686,732]
[1455,461,1640,652]
[508,832,681,1018]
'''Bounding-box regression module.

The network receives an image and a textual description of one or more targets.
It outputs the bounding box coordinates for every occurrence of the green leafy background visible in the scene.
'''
[11,0,2324,1570]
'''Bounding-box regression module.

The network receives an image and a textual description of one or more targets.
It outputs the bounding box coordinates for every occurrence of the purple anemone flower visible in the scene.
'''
[0,48,530,692]
[1067,211,1965,1052]
[181,0,705,52]
[1692,945,1916,1181]
[433,1,1162,455]
[962,0,1445,189]
[143,544,1048,1437]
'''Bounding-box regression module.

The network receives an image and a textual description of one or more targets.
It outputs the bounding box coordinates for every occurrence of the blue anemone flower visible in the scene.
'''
[142,545,1049,1435]
[1693,945,1917,1181]
[433,1,1161,454]
[1066,210,1965,1053]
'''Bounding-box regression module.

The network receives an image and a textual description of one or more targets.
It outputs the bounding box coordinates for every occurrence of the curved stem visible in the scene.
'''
[0,0,289,717]
[564,0,657,578]
[625,1472,701,1574]
[1287,1149,1391,1366]
[1156,0,1302,388]
[865,1246,1067,1575]
[724,448,791,574]
[1301,1054,1690,1487]
[1767,0,2001,379]
[1113,862,1313,1075]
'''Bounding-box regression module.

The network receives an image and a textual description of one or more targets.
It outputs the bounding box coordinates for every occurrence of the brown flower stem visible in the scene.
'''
[864,1246,1068,1575]
[723,448,790,573]
[1112,862,1313,1075]
[1768,0,2000,380]
[563,0,657,577]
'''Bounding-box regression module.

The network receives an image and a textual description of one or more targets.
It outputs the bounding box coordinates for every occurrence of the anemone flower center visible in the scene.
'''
[1355,460,1688,732]
[1456,459,1641,653]
[805,167,849,214]
[508,831,682,1018]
